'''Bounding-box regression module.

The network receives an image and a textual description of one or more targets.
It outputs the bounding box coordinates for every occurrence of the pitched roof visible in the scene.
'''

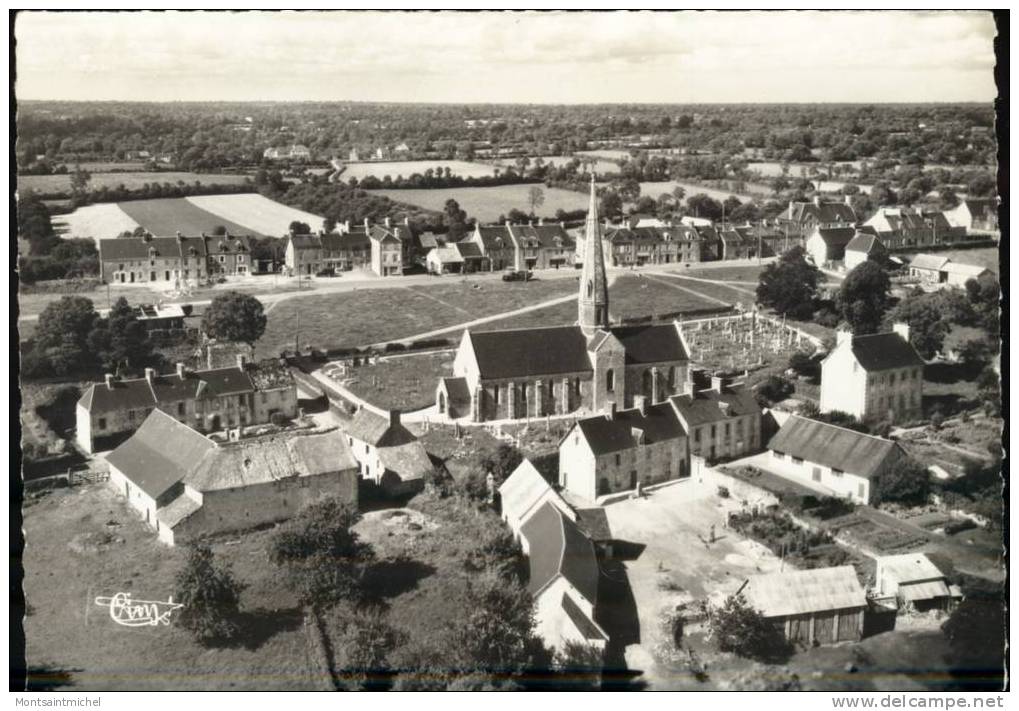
[377,441,433,482]
[440,377,471,404]
[344,409,418,447]
[156,494,202,529]
[943,262,993,279]
[745,565,866,618]
[766,415,906,480]
[780,201,857,225]
[962,198,997,220]
[849,332,924,370]
[106,410,216,499]
[320,230,370,251]
[575,508,612,542]
[909,253,951,271]
[669,383,759,427]
[811,226,857,247]
[475,225,512,249]
[845,232,885,255]
[99,236,208,261]
[509,224,574,250]
[79,379,156,414]
[610,324,688,364]
[467,325,592,380]
[575,402,685,456]
[454,241,483,259]
[430,245,463,264]
[499,459,572,525]
[561,593,608,642]
[520,501,600,605]
[288,234,321,250]
[209,235,253,254]
[878,553,946,586]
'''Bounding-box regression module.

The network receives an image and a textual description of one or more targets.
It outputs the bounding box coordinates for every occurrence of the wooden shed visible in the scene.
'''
[744,565,867,645]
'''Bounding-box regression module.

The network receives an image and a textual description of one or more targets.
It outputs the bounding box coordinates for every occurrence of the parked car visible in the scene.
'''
[315,268,338,277]
[502,269,534,282]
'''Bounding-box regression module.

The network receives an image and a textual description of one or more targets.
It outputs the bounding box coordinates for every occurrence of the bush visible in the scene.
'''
[706,592,792,661]
[944,519,978,535]
[872,458,931,506]
[755,375,794,406]
[384,342,407,353]
[269,411,289,427]
[930,412,945,430]
[173,544,245,644]
[717,485,730,499]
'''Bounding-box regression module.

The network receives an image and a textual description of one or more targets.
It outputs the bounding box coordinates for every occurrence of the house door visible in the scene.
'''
[812,466,822,482]
[630,470,637,489]
[130,273,135,283]
[150,271,156,281]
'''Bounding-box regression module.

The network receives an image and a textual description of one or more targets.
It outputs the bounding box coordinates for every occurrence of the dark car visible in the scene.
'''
[315,268,338,277]
[502,270,534,282]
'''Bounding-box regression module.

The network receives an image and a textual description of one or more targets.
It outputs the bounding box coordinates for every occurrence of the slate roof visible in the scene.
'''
[377,441,433,482]
[849,332,924,371]
[561,593,608,642]
[288,234,321,250]
[440,377,471,404]
[909,253,951,272]
[509,224,574,250]
[812,226,857,248]
[845,232,885,255]
[99,236,209,261]
[609,324,688,364]
[780,201,857,225]
[669,383,759,427]
[575,508,612,542]
[475,225,512,250]
[745,565,867,618]
[454,241,483,259]
[499,459,570,525]
[520,501,600,605]
[344,409,418,447]
[767,415,906,480]
[156,495,202,529]
[468,326,592,380]
[943,262,993,279]
[209,235,253,254]
[575,402,685,456]
[963,198,997,221]
[430,245,463,264]
[320,230,370,252]
[106,410,216,499]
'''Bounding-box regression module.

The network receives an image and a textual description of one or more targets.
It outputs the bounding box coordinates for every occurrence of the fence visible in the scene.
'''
[24,467,108,492]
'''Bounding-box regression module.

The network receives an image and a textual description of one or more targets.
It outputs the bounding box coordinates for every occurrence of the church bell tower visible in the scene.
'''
[578,175,609,336]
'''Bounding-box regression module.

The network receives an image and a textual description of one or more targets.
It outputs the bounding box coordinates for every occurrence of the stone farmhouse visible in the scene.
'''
[945,198,998,233]
[106,410,358,545]
[435,179,690,423]
[343,408,431,497]
[843,232,888,271]
[599,222,703,266]
[861,208,967,250]
[805,226,856,266]
[670,370,762,462]
[206,233,254,277]
[820,324,924,425]
[284,219,415,277]
[98,234,210,286]
[766,415,910,505]
[743,566,867,645]
[76,355,298,453]
[776,196,858,245]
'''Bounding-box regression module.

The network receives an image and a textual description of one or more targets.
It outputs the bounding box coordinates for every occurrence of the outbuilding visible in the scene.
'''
[874,553,960,612]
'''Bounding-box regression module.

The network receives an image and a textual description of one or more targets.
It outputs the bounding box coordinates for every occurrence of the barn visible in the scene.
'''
[744,565,867,645]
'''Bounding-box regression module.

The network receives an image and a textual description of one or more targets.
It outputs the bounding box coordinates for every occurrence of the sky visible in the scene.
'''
[14,10,999,104]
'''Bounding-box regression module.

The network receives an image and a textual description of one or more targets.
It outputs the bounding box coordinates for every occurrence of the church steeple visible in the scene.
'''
[578,175,609,335]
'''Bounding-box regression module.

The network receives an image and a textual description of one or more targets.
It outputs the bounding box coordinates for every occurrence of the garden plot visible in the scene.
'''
[117,198,267,238]
[186,194,325,237]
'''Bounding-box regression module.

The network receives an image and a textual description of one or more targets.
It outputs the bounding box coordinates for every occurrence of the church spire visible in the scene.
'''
[578,174,609,335]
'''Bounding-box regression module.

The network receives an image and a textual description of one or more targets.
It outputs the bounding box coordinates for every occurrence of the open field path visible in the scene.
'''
[646,271,757,297]
[641,274,736,306]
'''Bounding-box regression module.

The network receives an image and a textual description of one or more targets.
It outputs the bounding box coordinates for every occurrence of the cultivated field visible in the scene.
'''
[576,149,631,162]
[372,184,591,222]
[22,485,328,691]
[492,155,620,175]
[257,279,578,358]
[638,181,749,203]
[117,198,268,238]
[187,194,325,237]
[746,161,863,178]
[51,203,140,240]
[338,160,497,181]
[19,171,251,194]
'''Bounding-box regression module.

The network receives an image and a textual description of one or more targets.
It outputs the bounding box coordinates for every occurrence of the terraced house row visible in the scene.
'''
[98,231,255,285]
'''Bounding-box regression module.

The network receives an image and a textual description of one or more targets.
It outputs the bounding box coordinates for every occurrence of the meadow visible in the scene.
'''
[117,198,267,238]
[338,160,497,181]
[371,184,591,222]
[51,203,141,240]
[186,194,325,236]
[19,171,251,194]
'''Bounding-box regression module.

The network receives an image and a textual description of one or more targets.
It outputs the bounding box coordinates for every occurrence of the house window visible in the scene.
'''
[615,454,621,467]
[724,423,731,436]
[606,369,615,392]
[219,255,226,263]
[694,429,701,443]
[177,402,185,415]
[773,450,784,460]
[832,468,844,477]
[792,456,804,465]
[98,417,107,430]
[711,425,717,438]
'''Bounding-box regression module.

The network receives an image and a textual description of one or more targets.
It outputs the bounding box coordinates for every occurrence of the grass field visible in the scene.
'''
[22,485,327,691]
[117,198,268,238]
[371,184,591,222]
[19,171,251,194]
[339,160,497,181]
[638,181,750,202]
[51,203,141,241]
[257,278,577,358]
[342,351,454,412]
[186,194,325,237]
[680,265,766,282]
[576,149,630,162]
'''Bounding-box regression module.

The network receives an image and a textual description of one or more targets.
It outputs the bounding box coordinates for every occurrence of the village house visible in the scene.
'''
[436,179,690,422]
[319,227,372,271]
[263,144,312,161]
[106,410,358,545]
[862,208,967,250]
[776,196,858,245]
[669,369,762,462]
[500,459,575,543]
[945,198,998,233]
[692,224,723,261]
[75,355,298,453]
[805,226,856,267]
[873,553,960,612]
[765,415,911,504]
[558,397,690,502]
[519,501,609,654]
[506,222,575,270]
[98,234,209,286]
[843,231,888,271]
[343,408,431,496]
[425,241,485,274]
[718,227,757,260]
[132,303,188,333]
[599,223,702,266]
[205,233,253,277]
[369,220,415,276]
[284,232,323,275]
[468,224,517,271]
[943,261,995,287]
[820,324,924,425]
[907,253,952,285]
[284,219,414,277]
[743,566,867,645]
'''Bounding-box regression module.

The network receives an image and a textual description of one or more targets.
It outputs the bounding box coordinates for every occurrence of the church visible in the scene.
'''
[436,178,690,423]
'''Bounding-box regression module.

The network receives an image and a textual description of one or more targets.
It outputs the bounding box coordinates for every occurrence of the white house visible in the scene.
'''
[806,226,856,266]
[499,459,575,549]
[343,408,431,496]
[843,232,887,271]
[820,324,924,425]
[765,415,911,504]
[943,262,995,287]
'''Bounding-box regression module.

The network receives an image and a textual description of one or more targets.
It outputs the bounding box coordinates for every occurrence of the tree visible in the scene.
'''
[174,544,245,644]
[872,457,930,506]
[965,278,1000,338]
[837,261,891,335]
[201,291,267,349]
[755,246,821,320]
[551,642,604,690]
[269,497,374,608]
[685,193,723,222]
[89,297,155,375]
[788,351,818,378]
[34,296,100,375]
[212,225,228,236]
[334,606,407,689]
[755,375,794,406]
[526,186,545,216]
[69,164,91,197]
[599,190,623,219]
[323,216,336,233]
[942,590,1006,684]
[444,199,469,240]
[288,220,311,235]
[884,293,951,359]
[706,592,791,661]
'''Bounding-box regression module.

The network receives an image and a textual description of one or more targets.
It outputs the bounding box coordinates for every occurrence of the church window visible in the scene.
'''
[606,369,615,392]
[587,280,593,298]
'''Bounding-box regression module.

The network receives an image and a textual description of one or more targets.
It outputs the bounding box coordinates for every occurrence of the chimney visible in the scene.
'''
[538,217,544,226]
[844,194,853,207]
[176,362,186,379]
[788,200,795,215]
[384,216,392,228]
[389,409,401,428]
[236,353,247,371]
[605,402,617,421]
[364,217,370,231]
[144,367,156,384]
[892,322,910,343]
[634,394,648,416]
[343,220,351,233]
[711,375,725,393]
[105,373,115,390]
[813,195,822,208]
[836,328,853,346]
[403,217,410,226]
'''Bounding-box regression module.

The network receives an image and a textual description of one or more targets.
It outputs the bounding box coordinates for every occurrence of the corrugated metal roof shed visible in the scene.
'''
[745,565,866,618]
